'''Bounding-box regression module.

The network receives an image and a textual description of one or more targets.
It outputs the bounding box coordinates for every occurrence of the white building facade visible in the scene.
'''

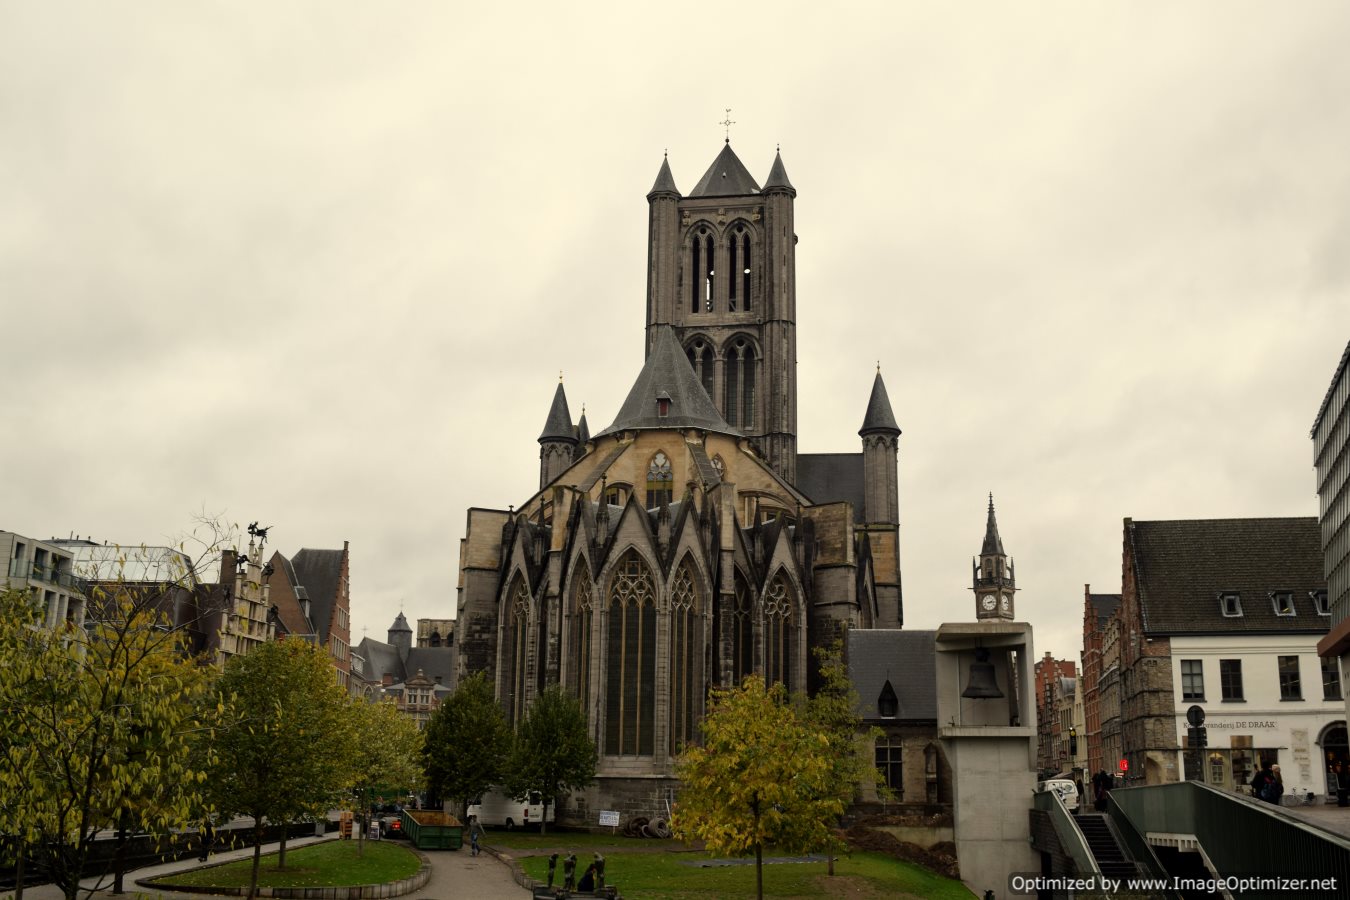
[1,531,86,629]
[1173,633,1345,799]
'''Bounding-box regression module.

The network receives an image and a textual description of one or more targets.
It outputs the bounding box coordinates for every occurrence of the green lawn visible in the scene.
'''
[518,848,974,899]
[147,839,421,889]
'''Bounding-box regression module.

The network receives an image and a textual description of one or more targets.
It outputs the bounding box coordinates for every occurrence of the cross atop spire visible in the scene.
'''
[720,108,736,142]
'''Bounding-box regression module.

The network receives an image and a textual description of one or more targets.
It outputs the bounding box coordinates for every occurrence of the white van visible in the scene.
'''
[1036,778,1080,811]
[466,789,555,829]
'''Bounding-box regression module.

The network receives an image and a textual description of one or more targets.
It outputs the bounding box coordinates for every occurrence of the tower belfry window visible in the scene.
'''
[687,340,715,401]
[729,227,740,310]
[703,233,715,312]
[724,339,756,429]
[741,230,752,310]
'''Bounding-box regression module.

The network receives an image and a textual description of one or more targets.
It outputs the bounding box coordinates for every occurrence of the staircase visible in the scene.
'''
[1075,812,1138,878]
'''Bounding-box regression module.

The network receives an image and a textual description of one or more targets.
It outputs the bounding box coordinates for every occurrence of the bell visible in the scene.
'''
[962,647,1005,699]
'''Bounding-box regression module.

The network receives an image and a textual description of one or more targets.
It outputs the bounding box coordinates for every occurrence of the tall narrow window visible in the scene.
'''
[728,230,740,310]
[1181,660,1204,701]
[764,575,795,689]
[703,232,715,312]
[723,339,757,430]
[686,341,715,402]
[569,564,594,718]
[669,560,701,753]
[503,575,530,725]
[733,571,754,682]
[1220,659,1243,700]
[740,231,752,310]
[646,451,673,509]
[605,551,656,756]
[690,235,702,313]
[1278,655,1302,700]
[1323,656,1342,701]
[875,740,903,795]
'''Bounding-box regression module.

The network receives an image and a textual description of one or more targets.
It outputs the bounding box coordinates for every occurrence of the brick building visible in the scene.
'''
[266,541,353,688]
[1079,586,1120,777]
[1034,651,1075,775]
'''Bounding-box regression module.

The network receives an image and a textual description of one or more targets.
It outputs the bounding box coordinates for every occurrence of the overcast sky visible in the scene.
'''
[3,2,1348,666]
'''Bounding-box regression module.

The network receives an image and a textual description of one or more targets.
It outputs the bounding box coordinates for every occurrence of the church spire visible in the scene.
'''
[973,494,1015,620]
[763,148,796,197]
[982,493,1005,556]
[859,370,901,436]
[647,152,680,199]
[538,381,575,443]
[538,381,577,489]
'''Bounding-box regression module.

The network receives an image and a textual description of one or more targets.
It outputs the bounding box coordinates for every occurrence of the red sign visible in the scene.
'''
[1118,758,1129,772]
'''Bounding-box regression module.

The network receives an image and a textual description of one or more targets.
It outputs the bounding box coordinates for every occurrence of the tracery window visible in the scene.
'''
[686,340,715,403]
[763,574,795,689]
[723,338,756,429]
[690,228,714,313]
[710,455,725,479]
[729,225,752,311]
[568,563,594,718]
[669,560,702,752]
[605,551,656,756]
[732,570,755,682]
[503,575,530,724]
[646,451,673,509]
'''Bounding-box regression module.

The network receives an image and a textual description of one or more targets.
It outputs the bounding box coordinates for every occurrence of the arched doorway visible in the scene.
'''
[1318,721,1347,794]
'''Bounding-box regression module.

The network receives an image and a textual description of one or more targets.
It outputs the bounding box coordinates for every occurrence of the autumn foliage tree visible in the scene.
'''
[504,684,596,834]
[348,697,424,856]
[423,671,513,820]
[0,586,215,900]
[671,676,842,900]
[201,637,354,900]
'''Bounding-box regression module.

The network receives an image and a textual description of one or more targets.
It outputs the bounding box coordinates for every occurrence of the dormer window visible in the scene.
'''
[1271,591,1296,617]
[877,680,898,718]
[1219,592,1243,617]
[1312,590,1330,616]
[656,392,671,418]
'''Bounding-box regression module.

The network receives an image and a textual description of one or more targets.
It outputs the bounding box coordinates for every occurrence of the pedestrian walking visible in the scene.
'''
[1251,762,1273,801]
[197,819,214,862]
[1260,765,1285,804]
[468,816,482,856]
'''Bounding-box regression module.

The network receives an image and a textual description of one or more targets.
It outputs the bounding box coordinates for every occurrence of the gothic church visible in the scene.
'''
[455,140,905,820]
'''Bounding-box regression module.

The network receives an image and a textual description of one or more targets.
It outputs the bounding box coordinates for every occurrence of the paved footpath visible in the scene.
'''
[13,835,527,900]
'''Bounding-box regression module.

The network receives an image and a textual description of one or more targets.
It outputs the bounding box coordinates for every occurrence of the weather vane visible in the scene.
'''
[720,108,736,142]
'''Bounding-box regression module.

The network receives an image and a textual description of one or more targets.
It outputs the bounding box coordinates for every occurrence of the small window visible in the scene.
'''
[1271,591,1295,617]
[1312,590,1330,616]
[1180,660,1204,701]
[877,680,898,718]
[1278,655,1302,700]
[1219,592,1243,617]
[1220,659,1244,701]
[1323,657,1342,701]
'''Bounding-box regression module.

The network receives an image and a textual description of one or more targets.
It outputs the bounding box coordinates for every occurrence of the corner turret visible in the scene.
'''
[538,380,577,489]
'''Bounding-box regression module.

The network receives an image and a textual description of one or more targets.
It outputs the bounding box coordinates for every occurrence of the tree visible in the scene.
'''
[671,676,840,900]
[504,684,596,835]
[201,637,355,900]
[0,586,215,900]
[347,698,424,856]
[800,642,888,875]
[422,671,512,820]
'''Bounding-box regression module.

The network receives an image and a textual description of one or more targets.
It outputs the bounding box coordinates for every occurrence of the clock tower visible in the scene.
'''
[973,494,1016,620]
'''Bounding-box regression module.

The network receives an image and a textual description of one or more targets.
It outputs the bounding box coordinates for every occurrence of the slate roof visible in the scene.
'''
[982,495,1005,556]
[389,611,411,634]
[596,326,736,436]
[848,629,937,720]
[289,548,343,642]
[647,155,680,198]
[763,151,795,196]
[1089,593,1120,629]
[1129,517,1327,635]
[355,637,455,690]
[688,142,762,198]
[795,453,865,523]
[359,638,403,683]
[539,382,575,443]
[859,372,901,435]
[405,647,455,685]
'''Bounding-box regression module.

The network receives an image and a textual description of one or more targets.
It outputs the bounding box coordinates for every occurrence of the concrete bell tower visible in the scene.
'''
[644,141,798,482]
[973,494,1016,620]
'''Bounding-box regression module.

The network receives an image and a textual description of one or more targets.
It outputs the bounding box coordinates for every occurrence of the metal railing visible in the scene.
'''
[1032,788,1100,876]
[1111,781,1350,897]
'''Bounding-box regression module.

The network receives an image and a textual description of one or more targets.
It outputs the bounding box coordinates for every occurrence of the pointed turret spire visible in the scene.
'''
[576,406,590,445]
[688,142,761,198]
[538,381,576,444]
[647,152,681,199]
[596,326,735,436]
[859,370,902,436]
[763,148,796,197]
[982,493,1005,556]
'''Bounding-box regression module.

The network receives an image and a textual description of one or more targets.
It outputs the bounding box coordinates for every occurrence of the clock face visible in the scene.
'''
[981,595,996,611]
[1000,594,1011,611]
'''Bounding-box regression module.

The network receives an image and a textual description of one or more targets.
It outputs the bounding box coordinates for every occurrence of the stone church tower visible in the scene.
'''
[454,140,907,822]
[645,143,798,483]
[973,495,1016,620]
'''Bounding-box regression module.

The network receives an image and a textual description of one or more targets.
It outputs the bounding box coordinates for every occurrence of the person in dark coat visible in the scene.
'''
[1335,762,1350,807]
[578,862,597,892]
[1251,763,1274,802]
[1265,765,1285,804]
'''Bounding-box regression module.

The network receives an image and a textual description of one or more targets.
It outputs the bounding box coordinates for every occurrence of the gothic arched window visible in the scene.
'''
[702,232,715,312]
[763,574,796,689]
[686,340,715,403]
[690,228,715,313]
[646,451,673,509]
[502,575,530,724]
[669,559,702,752]
[723,338,757,429]
[568,563,594,718]
[729,225,752,311]
[733,570,755,682]
[605,551,656,756]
